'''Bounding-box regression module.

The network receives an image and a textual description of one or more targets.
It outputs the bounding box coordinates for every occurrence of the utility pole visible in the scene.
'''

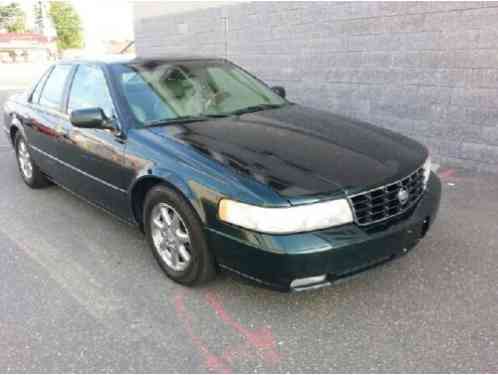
[34,0,45,35]
[223,16,229,59]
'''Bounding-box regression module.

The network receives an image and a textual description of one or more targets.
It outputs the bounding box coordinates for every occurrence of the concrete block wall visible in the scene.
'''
[134,2,498,173]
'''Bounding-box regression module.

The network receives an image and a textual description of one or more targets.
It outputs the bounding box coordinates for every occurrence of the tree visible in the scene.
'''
[48,1,83,50]
[33,1,44,34]
[0,2,26,33]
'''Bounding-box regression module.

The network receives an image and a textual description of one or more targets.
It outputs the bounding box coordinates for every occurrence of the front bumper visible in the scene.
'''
[207,173,441,291]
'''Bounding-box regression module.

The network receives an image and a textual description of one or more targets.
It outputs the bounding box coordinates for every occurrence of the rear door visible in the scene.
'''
[24,64,74,178]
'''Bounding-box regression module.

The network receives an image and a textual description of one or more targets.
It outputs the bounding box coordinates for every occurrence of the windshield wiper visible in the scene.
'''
[143,116,210,128]
[200,113,232,118]
[143,105,285,127]
[230,103,285,116]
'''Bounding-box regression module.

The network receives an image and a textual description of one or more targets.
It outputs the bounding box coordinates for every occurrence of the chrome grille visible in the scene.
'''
[348,167,426,226]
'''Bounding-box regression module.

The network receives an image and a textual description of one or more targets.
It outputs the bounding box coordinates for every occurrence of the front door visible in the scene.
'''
[58,64,130,219]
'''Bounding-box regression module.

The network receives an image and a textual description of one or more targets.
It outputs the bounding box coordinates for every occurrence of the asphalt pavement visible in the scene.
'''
[0,90,497,372]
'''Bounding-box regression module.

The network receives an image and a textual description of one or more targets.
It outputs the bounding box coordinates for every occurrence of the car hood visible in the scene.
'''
[148,104,427,204]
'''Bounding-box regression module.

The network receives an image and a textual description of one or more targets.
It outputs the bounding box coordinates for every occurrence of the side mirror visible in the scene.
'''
[70,108,114,130]
[271,86,286,98]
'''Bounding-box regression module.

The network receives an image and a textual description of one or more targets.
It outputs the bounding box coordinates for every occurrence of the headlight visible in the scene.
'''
[218,198,353,234]
[422,156,431,187]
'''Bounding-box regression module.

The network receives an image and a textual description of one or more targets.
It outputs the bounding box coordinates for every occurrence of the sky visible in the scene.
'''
[2,0,134,52]
[73,0,134,52]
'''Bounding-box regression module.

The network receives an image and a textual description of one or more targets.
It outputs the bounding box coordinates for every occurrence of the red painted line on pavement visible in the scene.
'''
[205,291,281,366]
[174,292,232,373]
[172,290,282,371]
[438,168,456,181]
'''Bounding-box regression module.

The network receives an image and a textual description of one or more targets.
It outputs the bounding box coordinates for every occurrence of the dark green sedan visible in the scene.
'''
[3,56,440,291]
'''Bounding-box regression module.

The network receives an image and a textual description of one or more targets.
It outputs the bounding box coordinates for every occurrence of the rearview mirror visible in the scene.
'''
[70,108,114,130]
[271,86,286,98]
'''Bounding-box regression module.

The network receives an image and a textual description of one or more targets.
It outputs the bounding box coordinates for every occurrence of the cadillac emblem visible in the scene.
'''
[397,188,409,205]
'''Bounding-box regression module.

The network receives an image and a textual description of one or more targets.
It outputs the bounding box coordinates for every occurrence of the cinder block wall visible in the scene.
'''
[134,2,498,173]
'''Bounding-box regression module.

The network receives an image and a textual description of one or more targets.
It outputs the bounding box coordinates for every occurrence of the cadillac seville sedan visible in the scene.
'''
[2,56,441,291]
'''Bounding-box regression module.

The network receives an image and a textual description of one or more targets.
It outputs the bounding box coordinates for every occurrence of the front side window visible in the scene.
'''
[112,60,287,127]
[39,64,72,111]
[68,64,114,118]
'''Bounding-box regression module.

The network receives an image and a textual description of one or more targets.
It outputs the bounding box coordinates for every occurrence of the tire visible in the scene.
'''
[14,133,49,189]
[143,184,216,286]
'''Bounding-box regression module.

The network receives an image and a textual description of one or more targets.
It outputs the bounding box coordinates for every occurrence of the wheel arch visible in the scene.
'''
[8,112,27,147]
[9,116,25,146]
[10,125,19,146]
[129,172,206,231]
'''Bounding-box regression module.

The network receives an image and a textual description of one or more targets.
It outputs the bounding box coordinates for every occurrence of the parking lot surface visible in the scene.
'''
[1,90,497,372]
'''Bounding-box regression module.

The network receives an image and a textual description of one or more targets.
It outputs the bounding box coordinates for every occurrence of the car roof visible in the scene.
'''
[59,54,226,65]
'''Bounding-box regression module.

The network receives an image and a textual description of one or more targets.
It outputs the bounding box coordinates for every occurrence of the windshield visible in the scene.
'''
[112,60,287,127]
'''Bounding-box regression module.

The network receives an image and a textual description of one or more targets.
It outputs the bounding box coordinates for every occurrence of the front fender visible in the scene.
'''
[128,166,209,224]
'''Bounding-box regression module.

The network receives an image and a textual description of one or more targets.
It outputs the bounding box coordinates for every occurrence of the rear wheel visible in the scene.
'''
[144,185,216,286]
[15,133,49,189]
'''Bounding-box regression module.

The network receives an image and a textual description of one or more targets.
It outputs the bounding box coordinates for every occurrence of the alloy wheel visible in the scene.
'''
[150,203,192,272]
[17,139,33,180]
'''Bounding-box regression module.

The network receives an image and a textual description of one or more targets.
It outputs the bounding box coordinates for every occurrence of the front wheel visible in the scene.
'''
[15,133,49,189]
[144,185,216,286]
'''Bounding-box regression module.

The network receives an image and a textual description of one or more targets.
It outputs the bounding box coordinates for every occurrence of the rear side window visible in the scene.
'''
[68,64,114,118]
[39,64,73,111]
[31,67,52,104]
